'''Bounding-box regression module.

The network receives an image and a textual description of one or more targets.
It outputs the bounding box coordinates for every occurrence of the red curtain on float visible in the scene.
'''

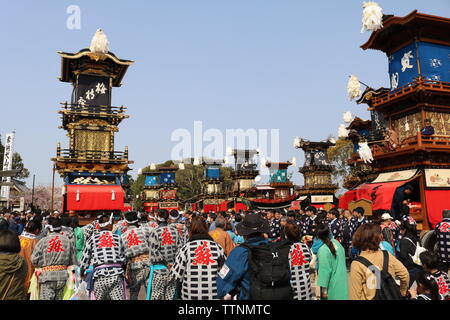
[425,190,450,228]
[203,204,219,213]
[355,181,408,210]
[235,202,248,212]
[338,190,357,210]
[219,201,230,212]
[66,185,125,211]
[143,203,159,213]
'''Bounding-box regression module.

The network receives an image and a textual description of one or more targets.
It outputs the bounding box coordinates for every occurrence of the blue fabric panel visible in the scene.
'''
[419,42,450,83]
[388,42,419,90]
[206,167,220,179]
[270,169,287,183]
[160,172,175,184]
[144,175,159,186]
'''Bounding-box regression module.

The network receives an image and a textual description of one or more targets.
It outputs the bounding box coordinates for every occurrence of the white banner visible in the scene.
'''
[1,132,15,201]
[425,169,450,188]
[370,169,418,184]
[311,195,334,203]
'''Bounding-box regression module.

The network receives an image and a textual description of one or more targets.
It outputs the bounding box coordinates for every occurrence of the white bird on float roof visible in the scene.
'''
[90,28,109,54]
[347,75,362,101]
[361,2,383,33]
[343,111,354,123]
[338,124,349,138]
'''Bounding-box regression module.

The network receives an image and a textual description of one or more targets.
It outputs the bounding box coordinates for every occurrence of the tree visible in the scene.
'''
[24,185,62,211]
[12,153,30,180]
[327,137,354,195]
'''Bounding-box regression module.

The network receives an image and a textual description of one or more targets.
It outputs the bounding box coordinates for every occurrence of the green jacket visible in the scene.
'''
[0,253,28,300]
[74,227,85,263]
[317,239,349,300]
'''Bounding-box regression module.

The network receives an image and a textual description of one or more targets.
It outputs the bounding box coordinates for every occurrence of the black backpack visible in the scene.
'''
[241,239,293,300]
[355,250,403,300]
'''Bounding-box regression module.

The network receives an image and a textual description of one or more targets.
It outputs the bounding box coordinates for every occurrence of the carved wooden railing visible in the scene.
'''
[370,133,450,158]
[56,147,129,162]
[372,79,450,107]
[59,102,128,117]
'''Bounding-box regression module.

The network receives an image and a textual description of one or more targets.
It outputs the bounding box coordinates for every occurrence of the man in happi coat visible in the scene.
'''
[82,215,101,243]
[59,213,76,245]
[147,209,183,300]
[171,218,226,300]
[79,214,127,300]
[31,217,77,300]
[120,211,152,300]
[168,209,188,247]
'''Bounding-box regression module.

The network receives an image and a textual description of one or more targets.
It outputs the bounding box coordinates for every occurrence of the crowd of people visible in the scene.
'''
[0,204,449,301]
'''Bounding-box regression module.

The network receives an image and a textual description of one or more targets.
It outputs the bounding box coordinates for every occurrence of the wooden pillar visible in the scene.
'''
[419,172,430,230]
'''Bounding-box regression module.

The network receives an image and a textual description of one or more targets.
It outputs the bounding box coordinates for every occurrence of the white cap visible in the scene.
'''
[381,213,393,221]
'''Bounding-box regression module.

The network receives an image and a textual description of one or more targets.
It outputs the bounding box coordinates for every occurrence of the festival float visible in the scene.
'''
[51,30,134,224]
[249,160,299,210]
[141,163,181,213]
[293,138,338,210]
[195,158,228,212]
[339,8,450,231]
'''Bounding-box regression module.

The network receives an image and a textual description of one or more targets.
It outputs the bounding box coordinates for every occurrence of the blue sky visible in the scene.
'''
[1,0,449,187]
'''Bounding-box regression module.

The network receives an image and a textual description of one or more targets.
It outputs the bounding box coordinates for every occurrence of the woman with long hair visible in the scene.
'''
[171,216,226,300]
[398,220,422,287]
[316,223,348,300]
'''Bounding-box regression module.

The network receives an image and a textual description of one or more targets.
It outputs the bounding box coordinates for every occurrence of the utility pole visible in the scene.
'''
[51,164,56,212]
[31,174,35,210]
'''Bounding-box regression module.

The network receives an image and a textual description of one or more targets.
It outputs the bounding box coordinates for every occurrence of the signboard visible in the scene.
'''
[1,132,15,202]
[76,74,111,108]
[425,169,450,188]
[159,202,178,209]
[371,169,418,184]
[203,198,224,205]
[311,195,334,203]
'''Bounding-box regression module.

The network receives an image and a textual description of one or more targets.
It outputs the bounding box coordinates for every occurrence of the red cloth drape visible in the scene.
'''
[355,180,408,210]
[425,190,450,228]
[66,185,125,211]
[338,190,357,210]
[143,202,159,212]
[219,201,230,212]
[203,204,219,213]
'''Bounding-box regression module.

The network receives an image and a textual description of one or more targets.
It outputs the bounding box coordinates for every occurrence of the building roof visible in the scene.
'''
[361,11,450,55]
[58,49,134,87]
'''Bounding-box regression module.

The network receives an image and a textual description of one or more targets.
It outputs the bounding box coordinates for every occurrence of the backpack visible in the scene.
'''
[404,237,427,266]
[355,250,403,300]
[241,239,293,300]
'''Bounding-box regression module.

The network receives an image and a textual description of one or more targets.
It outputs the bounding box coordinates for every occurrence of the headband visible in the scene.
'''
[46,224,62,232]
[99,213,114,228]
